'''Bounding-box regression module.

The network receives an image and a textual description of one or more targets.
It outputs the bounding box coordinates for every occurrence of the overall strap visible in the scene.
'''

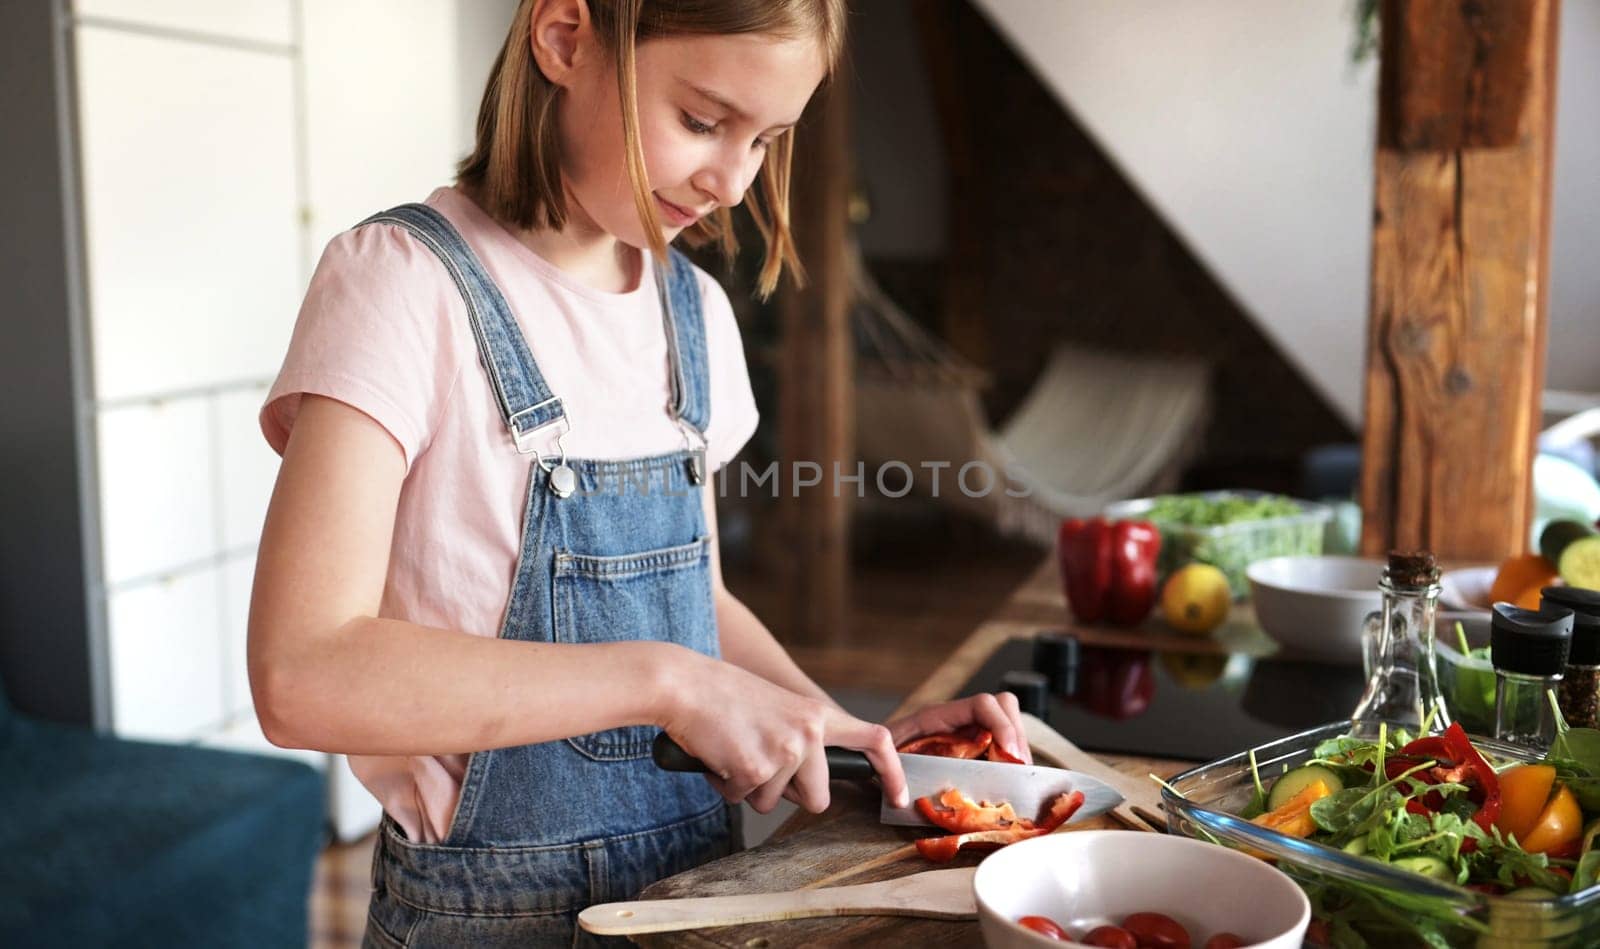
[357,203,567,456]
[658,249,711,436]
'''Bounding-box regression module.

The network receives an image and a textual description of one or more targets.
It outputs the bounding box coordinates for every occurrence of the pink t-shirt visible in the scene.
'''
[261,186,758,843]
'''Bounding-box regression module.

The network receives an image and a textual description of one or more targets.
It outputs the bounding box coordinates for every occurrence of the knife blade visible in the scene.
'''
[651,733,1123,829]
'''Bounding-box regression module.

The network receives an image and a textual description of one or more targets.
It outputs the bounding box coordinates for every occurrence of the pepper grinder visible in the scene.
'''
[1491,602,1573,752]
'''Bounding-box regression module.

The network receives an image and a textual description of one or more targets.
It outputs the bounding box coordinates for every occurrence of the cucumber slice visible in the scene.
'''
[1504,887,1561,901]
[1267,764,1345,811]
[1393,855,1454,882]
[1559,536,1600,591]
[1541,520,1598,565]
[1342,837,1369,856]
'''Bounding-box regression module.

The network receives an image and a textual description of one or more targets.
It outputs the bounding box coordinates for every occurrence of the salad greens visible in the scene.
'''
[1233,719,1600,947]
[1137,492,1321,597]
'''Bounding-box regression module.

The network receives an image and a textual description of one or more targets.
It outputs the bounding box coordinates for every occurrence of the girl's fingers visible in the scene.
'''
[886,693,1032,764]
[786,744,831,814]
[967,692,1029,764]
[748,747,804,815]
[828,713,908,808]
[992,690,1032,764]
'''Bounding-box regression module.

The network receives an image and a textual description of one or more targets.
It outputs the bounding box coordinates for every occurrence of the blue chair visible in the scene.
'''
[0,673,326,948]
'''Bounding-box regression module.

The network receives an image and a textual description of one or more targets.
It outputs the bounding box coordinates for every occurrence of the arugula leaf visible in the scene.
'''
[1550,726,1600,772]
[1576,850,1600,892]
[1310,760,1445,839]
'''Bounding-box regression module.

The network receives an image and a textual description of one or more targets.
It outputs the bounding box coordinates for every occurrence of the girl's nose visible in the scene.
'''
[694,144,761,210]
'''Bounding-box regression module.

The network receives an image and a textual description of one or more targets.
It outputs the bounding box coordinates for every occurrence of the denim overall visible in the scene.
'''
[356,205,737,948]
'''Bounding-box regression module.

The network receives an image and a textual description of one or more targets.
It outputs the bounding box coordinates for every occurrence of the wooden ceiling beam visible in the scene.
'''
[1359,0,1561,561]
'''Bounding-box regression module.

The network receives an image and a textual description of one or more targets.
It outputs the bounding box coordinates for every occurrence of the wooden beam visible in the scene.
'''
[1359,0,1560,561]
[776,69,854,646]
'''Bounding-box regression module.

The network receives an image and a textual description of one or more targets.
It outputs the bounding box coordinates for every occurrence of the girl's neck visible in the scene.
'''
[513,221,644,295]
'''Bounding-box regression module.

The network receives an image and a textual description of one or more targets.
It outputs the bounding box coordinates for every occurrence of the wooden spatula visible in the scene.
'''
[1022,713,1168,832]
[577,867,977,936]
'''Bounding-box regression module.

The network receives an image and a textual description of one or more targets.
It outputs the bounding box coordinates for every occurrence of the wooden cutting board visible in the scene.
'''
[632,721,1191,948]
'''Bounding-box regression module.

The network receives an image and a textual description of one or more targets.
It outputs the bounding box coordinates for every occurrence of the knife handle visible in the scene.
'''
[651,732,879,782]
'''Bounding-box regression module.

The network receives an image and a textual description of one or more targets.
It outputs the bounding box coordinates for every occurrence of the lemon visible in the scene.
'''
[1161,563,1232,635]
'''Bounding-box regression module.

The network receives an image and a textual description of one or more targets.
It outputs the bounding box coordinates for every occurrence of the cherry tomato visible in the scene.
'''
[1303,919,1331,947]
[1081,925,1138,949]
[1202,935,1246,949]
[1122,912,1192,949]
[1017,915,1069,940]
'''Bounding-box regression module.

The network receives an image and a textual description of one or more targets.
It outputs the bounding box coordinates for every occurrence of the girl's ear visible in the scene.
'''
[529,0,594,88]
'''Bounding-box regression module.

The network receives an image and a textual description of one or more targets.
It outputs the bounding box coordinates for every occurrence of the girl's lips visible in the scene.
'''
[655,195,700,227]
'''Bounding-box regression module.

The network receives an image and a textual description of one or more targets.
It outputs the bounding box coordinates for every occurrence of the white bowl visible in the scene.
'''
[1246,555,1384,663]
[974,830,1309,948]
[1439,565,1497,613]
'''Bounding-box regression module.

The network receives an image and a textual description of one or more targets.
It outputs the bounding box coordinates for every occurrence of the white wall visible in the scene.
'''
[1548,0,1600,396]
[973,0,1600,426]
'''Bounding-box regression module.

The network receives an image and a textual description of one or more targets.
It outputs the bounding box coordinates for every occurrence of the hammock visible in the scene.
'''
[850,244,1210,545]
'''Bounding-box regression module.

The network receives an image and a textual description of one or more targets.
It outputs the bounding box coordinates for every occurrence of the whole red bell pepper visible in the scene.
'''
[1057,518,1161,626]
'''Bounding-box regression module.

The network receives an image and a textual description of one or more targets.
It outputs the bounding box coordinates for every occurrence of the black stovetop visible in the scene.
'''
[955,635,1367,764]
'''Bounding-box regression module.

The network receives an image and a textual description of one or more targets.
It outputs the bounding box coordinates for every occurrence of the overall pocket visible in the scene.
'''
[553,536,714,761]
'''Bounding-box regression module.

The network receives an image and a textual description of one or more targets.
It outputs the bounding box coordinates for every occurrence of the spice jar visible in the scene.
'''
[1490,603,1574,751]
[1542,586,1600,729]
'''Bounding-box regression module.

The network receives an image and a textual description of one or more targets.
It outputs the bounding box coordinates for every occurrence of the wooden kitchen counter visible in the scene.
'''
[630,557,1254,947]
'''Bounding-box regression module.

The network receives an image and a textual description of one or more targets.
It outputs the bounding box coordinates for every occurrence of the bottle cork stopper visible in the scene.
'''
[1386,550,1439,587]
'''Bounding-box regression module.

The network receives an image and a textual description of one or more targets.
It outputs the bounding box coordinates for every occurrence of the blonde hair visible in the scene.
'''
[458,0,847,297]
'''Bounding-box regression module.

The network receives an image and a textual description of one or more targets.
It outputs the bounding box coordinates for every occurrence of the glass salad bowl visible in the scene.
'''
[1161,721,1600,948]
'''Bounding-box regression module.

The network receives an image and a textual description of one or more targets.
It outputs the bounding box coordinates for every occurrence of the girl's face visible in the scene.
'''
[553,28,826,250]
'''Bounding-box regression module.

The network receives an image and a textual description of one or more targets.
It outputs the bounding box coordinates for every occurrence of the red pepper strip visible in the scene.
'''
[915,789,1025,834]
[1548,839,1584,862]
[1033,789,1086,832]
[986,741,1026,765]
[1439,723,1501,831]
[914,826,1041,863]
[914,791,1085,862]
[1397,724,1502,835]
[1056,518,1162,627]
[897,729,993,760]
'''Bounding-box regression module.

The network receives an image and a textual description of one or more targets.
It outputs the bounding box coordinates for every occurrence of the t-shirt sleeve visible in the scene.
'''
[260,224,465,473]
[697,269,760,473]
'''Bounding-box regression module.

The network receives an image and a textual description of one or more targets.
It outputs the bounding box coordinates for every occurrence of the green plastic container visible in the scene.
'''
[1104,490,1332,598]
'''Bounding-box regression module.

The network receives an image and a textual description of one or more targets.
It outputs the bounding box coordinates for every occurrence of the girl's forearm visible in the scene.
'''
[253,615,691,756]
[715,588,839,709]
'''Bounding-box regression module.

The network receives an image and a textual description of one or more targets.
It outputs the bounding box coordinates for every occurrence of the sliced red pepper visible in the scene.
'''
[986,741,1026,764]
[914,826,1041,862]
[1057,517,1161,627]
[1394,724,1502,834]
[1548,839,1584,862]
[1034,789,1086,831]
[897,729,993,760]
[914,791,1084,862]
[915,788,1024,834]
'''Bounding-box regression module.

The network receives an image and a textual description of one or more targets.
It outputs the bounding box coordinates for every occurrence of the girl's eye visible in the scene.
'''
[681,112,716,135]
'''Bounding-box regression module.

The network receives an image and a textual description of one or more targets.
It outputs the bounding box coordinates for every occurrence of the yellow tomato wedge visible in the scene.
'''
[1496,764,1558,844]
[1252,779,1332,839]
[1521,785,1583,855]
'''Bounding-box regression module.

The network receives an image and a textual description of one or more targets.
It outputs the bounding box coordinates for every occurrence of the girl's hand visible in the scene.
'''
[658,652,909,816]
[885,693,1033,765]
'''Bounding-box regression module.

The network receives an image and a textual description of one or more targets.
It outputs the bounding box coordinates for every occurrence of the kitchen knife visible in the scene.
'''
[651,733,1123,829]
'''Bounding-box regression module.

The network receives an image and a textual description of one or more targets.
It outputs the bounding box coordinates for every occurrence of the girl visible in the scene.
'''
[250,1,1030,944]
